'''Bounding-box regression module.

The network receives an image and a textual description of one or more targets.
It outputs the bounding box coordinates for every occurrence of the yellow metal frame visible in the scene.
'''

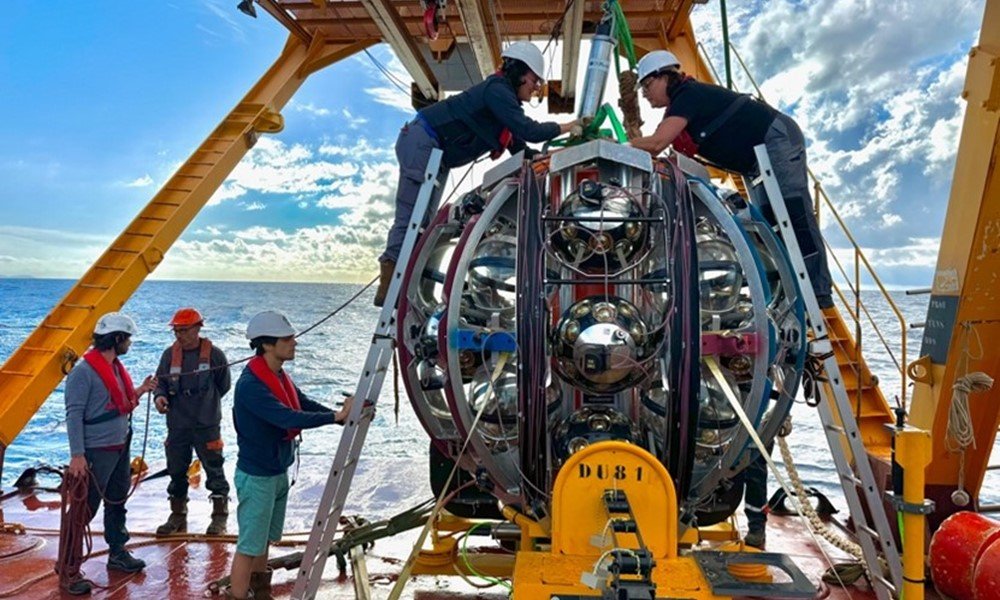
[907,0,1000,501]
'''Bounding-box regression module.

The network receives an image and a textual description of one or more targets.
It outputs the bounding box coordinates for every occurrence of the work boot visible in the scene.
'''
[373,259,396,307]
[223,586,254,599]
[206,495,229,535]
[156,496,188,536]
[249,568,273,600]
[107,549,146,573]
[744,528,766,549]
[62,577,92,596]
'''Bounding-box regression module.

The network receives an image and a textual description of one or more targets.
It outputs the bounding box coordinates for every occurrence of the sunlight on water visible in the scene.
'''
[0,279,997,521]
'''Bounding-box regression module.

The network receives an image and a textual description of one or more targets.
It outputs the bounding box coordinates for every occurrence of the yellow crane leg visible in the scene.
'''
[908,0,1000,523]
[0,33,377,449]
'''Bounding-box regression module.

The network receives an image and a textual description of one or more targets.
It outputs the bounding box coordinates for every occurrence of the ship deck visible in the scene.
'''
[0,464,937,599]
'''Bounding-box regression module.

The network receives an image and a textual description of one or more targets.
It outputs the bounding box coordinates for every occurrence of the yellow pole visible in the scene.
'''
[895,427,933,600]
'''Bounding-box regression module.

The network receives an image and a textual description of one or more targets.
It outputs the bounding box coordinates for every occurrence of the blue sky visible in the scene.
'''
[0,0,987,287]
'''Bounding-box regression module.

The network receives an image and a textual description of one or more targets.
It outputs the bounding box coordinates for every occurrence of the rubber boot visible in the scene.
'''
[373,259,396,307]
[249,569,273,600]
[155,497,187,536]
[223,586,254,599]
[744,528,766,549]
[206,495,228,535]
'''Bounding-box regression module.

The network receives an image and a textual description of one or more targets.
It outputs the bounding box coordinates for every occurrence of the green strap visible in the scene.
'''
[548,103,627,148]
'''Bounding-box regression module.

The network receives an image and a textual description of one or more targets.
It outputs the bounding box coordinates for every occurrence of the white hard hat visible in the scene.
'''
[501,41,546,81]
[636,50,681,88]
[94,312,138,336]
[246,310,296,339]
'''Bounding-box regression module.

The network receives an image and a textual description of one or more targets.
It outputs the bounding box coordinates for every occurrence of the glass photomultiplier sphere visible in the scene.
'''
[550,180,648,271]
[552,296,652,395]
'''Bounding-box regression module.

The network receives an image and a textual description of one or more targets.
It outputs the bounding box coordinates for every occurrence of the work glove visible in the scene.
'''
[569,119,584,137]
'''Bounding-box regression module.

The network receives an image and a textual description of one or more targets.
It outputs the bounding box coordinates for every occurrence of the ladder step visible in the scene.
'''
[93,266,125,271]
[137,216,168,222]
[0,370,34,377]
[123,231,155,238]
[163,186,193,193]
[62,303,96,309]
[108,247,140,254]
[41,324,74,331]
[78,284,109,290]
[20,346,56,353]
[151,201,181,207]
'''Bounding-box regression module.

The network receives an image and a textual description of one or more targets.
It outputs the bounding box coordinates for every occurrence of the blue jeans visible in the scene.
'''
[380,122,449,263]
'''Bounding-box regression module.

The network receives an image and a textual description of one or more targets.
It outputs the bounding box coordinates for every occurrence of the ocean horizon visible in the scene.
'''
[1,278,997,520]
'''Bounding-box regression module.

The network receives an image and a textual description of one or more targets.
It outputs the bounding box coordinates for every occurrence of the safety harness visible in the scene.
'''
[167,338,213,397]
[670,76,752,160]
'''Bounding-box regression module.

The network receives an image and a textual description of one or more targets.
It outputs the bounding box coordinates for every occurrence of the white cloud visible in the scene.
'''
[208,137,361,206]
[123,174,154,187]
[244,201,266,211]
[290,101,332,117]
[342,108,369,128]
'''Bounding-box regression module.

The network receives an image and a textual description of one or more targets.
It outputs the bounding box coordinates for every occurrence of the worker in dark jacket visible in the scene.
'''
[63,312,157,594]
[226,310,352,600]
[630,51,834,309]
[374,41,583,306]
[153,307,232,536]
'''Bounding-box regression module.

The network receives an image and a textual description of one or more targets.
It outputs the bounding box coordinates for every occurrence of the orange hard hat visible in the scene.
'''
[169,307,204,327]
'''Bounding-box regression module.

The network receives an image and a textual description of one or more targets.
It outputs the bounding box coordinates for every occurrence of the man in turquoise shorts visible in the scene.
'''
[227,310,352,599]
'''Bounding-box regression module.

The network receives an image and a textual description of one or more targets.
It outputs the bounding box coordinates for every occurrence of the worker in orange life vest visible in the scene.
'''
[153,307,232,536]
[63,312,157,592]
[374,42,584,307]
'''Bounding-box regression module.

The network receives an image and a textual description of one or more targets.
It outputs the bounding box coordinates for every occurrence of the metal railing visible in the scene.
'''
[695,42,910,408]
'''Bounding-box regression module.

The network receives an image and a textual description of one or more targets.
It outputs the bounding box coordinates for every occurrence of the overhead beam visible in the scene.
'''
[455,0,502,79]
[358,0,440,100]
[258,0,313,43]
[666,0,695,40]
[560,0,586,95]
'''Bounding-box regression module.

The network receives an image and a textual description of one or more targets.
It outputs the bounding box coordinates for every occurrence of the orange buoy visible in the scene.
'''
[929,511,1000,600]
[973,535,1000,600]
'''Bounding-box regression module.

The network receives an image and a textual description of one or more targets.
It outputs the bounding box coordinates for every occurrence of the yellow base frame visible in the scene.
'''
[511,441,726,599]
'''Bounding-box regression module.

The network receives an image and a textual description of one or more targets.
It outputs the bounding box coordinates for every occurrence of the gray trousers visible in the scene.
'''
[84,444,132,553]
[380,122,450,264]
[758,114,833,305]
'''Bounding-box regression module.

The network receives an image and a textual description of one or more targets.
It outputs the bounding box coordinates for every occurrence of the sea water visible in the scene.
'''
[1,278,997,525]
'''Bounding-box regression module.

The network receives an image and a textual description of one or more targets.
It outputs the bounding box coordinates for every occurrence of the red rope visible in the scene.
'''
[55,470,93,591]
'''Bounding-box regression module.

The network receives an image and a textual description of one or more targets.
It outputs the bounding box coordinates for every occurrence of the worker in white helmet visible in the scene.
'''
[227,311,353,600]
[374,41,583,307]
[630,50,833,310]
[62,313,158,593]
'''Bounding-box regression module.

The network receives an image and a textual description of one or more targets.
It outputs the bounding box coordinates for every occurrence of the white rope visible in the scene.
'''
[946,372,991,454]
[947,371,993,496]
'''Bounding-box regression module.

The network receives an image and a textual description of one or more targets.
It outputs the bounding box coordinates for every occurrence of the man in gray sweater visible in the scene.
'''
[64,312,157,592]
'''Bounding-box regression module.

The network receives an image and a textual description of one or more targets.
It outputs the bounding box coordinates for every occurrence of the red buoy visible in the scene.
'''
[930,511,1000,599]
[974,536,1000,600]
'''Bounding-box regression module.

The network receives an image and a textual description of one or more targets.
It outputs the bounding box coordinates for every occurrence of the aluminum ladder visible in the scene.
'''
[749,145,903,600]
[291,149,445,600]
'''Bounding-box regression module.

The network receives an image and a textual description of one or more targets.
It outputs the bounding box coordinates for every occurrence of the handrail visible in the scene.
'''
[719,44,910,407]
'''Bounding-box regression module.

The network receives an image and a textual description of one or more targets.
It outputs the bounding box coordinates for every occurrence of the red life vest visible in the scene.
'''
[490,68,516,160]
[247,355,302,440]
[672,129,700,158]
[83,348,138,416]
[169,338,213,377]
